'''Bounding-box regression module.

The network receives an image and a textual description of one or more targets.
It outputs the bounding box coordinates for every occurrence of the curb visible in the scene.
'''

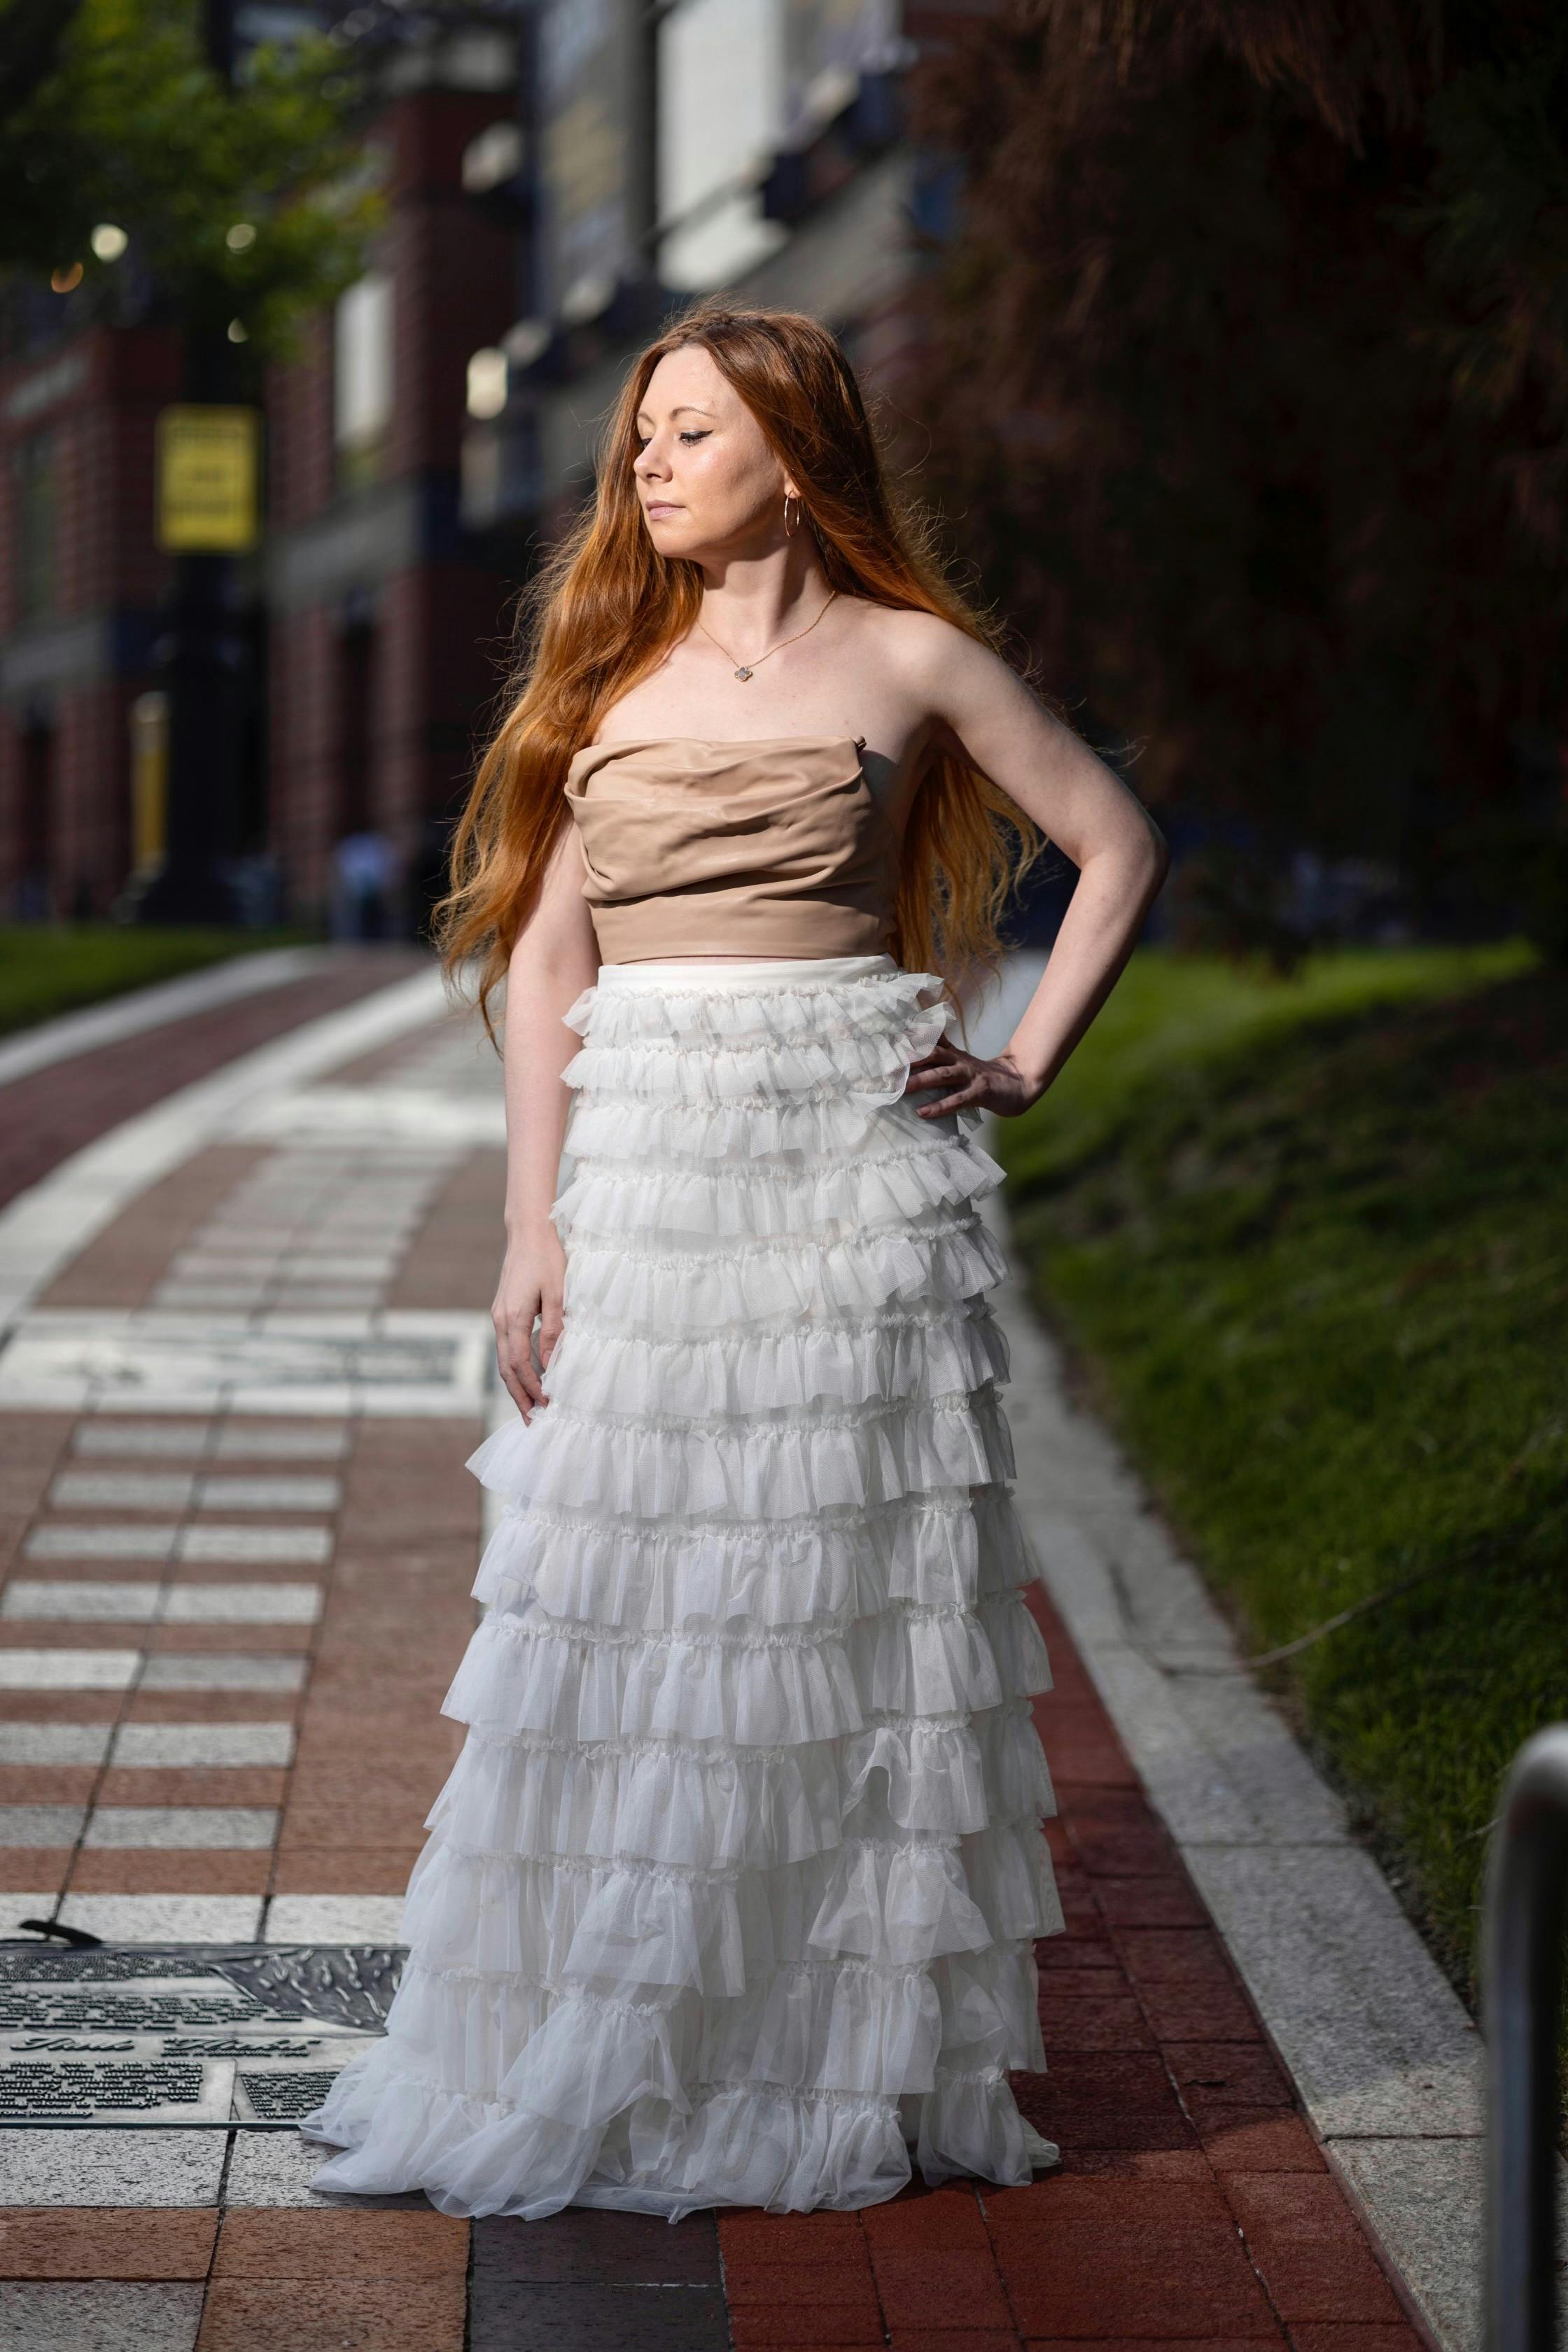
[982,1158,1490,2352]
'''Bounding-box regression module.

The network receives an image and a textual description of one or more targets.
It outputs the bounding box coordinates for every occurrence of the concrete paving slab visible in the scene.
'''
[1084,1639,1352,1849]
[47,1472,341,1513]
[49,1473,199,1510]
[0,2278,205,2346]
[77,1394,228,1420]
[211,1427,349,1460]
[0,2129,225,2209]
[0,1805,85,1844]
[82,1805,279,1849]
[1,1314,490,1415]
[0,1726,113,1765]
[137,1656,307,1693]
[1185,1845,1483,2138]
[262,1895,405,1943]
[195,1479,340,1513]
[266,1287,388,1311]
[273,1257,400,1281]
[160,1586,321,1625]
[0,1896,69,1933]
[109,1724,294,1768]
[151,1287,268,1311]
[248,1315,377,1338]
[0,1653,141,1689]
[174,1527,330,1564]
[225,2132,383,2208]
[70,1427,216,1458]
[337,1383,496,1421]
[24,1528,178,1562]
[52,1894,264,1941]
[233,1084,506,1144]
[165,1256,282,1278]
[3,1583,164,1622]
[219,1385,361,1418]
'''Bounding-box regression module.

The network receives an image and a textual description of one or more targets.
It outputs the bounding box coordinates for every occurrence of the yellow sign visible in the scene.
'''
[156,405,260,552]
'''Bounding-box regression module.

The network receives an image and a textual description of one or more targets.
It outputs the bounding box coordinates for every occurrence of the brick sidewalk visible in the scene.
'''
[0,984,1429,2351]
[0,945,426,1214]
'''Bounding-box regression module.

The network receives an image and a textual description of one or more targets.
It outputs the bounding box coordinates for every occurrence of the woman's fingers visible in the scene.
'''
[907,1047,981,1116]
[903,1048,965,1088]
[906,1054,970,1102]
[492,1300,545,1422]
[906,1046,1037,1119]
[919,1077,983,1115]
[503,1334,545,1420]
[491,1237,569,1424]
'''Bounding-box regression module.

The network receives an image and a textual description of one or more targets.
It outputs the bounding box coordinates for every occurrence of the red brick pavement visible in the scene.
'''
[0,944,427,1212]
[684,1579,1425,2352]
[0,988,1429,2350]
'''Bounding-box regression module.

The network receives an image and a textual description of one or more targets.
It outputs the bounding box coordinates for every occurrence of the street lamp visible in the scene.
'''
[134,0,253,926]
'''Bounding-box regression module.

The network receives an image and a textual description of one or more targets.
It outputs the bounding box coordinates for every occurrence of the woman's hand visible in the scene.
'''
[904,1043,1045,1121]
[491,1225,568,1423]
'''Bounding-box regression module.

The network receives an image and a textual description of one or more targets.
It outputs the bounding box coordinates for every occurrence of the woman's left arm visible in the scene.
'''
[898,621,1170,1119]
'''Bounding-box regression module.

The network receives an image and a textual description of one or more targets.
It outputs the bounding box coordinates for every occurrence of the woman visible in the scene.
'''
[302,299,1167,2219]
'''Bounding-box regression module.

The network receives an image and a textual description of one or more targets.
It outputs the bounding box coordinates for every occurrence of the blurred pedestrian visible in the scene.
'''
[330,829,397,940]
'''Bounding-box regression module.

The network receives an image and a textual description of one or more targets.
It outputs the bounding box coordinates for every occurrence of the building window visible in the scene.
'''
[334,272,395,489]
[13,432,55,622]
[659,0,787,289]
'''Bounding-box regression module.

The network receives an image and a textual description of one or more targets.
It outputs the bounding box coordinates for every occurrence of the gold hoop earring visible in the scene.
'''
[783,492,802,538]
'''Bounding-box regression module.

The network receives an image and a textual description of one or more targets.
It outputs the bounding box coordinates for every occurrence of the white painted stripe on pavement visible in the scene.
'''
[0,964,452,1324]
[0,946,333,1089]
[0,1651,142,1688]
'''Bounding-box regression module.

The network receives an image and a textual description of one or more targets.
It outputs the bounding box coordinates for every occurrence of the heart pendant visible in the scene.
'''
[734,665,752,681]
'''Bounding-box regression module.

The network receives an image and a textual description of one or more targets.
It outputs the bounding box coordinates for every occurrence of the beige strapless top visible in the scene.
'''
[563,734,897,962]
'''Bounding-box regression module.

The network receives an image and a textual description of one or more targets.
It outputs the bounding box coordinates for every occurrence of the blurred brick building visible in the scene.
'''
[0,326,181,917]
[0,1,986,931]
[0,29,517,932]
[265,46,517,931]
[463,0,972,552]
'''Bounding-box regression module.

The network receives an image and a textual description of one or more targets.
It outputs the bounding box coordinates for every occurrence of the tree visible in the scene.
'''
[907,1,1568,930]
[0,0,381,354]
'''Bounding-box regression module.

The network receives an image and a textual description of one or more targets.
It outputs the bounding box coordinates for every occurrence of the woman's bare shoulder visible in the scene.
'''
[844,601,1018,718]
[847,601,997,673]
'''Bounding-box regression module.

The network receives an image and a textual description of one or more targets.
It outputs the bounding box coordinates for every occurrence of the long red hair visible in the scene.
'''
[435,298,1046,1037]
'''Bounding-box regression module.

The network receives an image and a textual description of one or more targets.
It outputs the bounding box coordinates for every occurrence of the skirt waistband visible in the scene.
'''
[592,953,900,990]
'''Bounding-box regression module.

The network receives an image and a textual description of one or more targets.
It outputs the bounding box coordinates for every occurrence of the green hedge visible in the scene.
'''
[0,926,304,1044]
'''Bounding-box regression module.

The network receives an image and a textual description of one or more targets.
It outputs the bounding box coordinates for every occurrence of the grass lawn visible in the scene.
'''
[0,925,304,1044]
[995,937,1563,2000]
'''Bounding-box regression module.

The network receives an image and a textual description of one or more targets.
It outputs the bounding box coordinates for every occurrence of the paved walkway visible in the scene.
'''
[0,965,1433,2350]
[0,945,426,1214]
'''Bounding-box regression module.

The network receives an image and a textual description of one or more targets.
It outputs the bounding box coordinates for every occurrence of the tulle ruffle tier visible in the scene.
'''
[300,954,1060,2217]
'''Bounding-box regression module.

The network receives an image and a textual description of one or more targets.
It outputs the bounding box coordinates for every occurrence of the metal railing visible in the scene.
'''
[1485,1724,1568,2352]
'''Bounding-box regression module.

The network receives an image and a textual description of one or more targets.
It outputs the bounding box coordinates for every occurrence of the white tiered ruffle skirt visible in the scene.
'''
[300,951,1063,2218]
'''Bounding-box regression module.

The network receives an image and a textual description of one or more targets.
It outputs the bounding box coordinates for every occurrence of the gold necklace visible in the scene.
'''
[696,589,836,681]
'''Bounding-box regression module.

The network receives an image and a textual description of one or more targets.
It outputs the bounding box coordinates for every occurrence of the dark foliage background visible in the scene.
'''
[906,0,1568,944]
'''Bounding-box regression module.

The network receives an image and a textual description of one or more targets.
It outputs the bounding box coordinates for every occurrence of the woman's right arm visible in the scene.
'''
[492,822,601,1422]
